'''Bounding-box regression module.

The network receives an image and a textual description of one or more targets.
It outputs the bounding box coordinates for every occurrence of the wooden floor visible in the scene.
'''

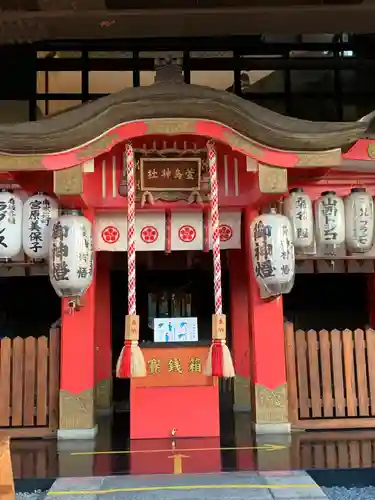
[9,428,375,478]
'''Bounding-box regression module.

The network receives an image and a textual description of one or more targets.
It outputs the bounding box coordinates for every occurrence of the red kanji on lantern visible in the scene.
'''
[178,225,196,243]
[219,224,233,242]
[140,225,159,244]
[102,225,120,244]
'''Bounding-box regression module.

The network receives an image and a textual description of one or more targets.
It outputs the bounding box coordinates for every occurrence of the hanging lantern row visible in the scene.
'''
[0,190,58,260]
[250,187,375,296]
[283,187,375,254]
[0,189,94,298]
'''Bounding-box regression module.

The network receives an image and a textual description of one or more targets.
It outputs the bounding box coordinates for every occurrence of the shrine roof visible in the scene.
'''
[0,82,371,157]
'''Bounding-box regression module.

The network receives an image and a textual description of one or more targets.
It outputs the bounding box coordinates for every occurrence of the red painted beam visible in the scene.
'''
[10,172,53,194]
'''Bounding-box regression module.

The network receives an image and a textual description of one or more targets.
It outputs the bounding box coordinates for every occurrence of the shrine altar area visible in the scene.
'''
[130,344,219,439]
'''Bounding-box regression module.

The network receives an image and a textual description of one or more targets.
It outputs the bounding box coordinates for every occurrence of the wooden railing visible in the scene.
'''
[285,323,375,429]
[0,328,60,438]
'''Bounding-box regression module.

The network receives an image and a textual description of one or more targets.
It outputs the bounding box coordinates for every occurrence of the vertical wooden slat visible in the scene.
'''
[22,452,35,479]
[11,337,24,427]
[337,442,349,468]
[319,329,334,417]
[354,329,369,416]
[366,329,375,415]
[342,329,357,417]
[290,436,301,469]
[349,441,360,468]
[360,441,372,468]
[36,336,48,426]
[295,329,310,418]
[284,322,298,424]
[307,330,322,417]
[301,443,312,469]
[325,442,337,468]
[23,337,36,426]
[47,440,59,477]
[11,452,22,479]
[0,338,12,426]
[331,329,346,417]
[312,444,325,469]
[48,328,60,430]
[35,449,47,478]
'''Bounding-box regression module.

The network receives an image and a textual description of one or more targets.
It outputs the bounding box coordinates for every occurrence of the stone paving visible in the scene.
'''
[45,471,329,499]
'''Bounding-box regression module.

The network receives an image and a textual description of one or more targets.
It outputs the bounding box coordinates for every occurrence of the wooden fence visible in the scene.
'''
[0,328,59,438]
[11,439,58,478]
[290,431,375,469]
[285,323,375,429]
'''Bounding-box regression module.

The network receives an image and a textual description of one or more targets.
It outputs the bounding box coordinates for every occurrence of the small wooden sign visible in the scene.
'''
[125,315,140,341]
[212,314,226,340]
[132,346,211,388]
[140,158,201,191]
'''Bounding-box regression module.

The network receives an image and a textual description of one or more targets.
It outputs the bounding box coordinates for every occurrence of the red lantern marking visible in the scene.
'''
[178,225,196,243]
[101,225,120,244]
[219,224,233,242]
[140,225,159,244]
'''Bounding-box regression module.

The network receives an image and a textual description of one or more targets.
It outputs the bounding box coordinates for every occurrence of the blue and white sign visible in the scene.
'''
[153,317,198,343]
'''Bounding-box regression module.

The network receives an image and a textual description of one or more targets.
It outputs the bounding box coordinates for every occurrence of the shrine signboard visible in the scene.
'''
[132,346,212,388]
[118,151,209,204]
[140,158,201,191]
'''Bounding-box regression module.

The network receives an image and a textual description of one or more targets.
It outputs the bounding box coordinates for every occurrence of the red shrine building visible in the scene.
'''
[3,47,375,445]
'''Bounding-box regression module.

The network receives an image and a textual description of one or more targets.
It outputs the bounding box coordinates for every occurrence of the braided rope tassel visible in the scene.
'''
[116,142,146,378]
[204,141,235,379]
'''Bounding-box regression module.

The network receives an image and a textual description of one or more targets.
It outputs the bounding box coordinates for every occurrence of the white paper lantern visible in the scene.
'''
[23,192,59,259]
[315,191,345,246]
[250,211,295,295]
[283,188,314,249]
[49,211,94,297]
[0,189,23,259]
[345,187,374,253]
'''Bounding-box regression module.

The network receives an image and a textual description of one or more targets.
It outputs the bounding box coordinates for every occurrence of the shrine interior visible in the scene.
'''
[0,275,60,339]
[283,272,369,332]
[111,250,232,416]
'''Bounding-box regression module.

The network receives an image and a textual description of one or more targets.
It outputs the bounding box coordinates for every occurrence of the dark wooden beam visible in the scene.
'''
[1,5,375,44]
[37,0,106,10]
[35,55,375,71]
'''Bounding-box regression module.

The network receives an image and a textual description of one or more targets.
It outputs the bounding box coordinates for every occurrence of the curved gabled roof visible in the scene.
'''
[0,81,369,155]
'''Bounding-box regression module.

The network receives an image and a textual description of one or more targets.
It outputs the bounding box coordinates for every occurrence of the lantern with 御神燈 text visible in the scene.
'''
[23,192,58,259]
[315,191,345,247]
[49,211,94,298]
[250,210,295,295]
[283,188,314,249]
[344,188,374,253]
[0,189,23,259]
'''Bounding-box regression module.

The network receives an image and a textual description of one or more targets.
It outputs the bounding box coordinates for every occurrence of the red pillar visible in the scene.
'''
[58,212,97,439]
[244,208,290,434]
[228,249,251,412]
[94,252,112,414]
